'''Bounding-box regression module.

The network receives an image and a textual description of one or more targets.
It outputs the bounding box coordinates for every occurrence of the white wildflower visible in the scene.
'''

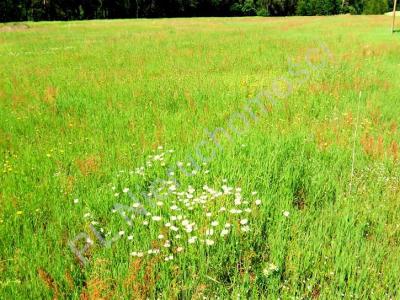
[220,229,229,237]
[206,229,214,236]
[170,226,179,232]
[240,219,248,225]
[205,239,215,246]
[263,263,279,277]
[241,225,250,232]
[188,236,197,244]
[211,221,219,227]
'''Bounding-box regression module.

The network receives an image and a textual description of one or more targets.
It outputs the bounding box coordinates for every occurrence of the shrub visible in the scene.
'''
[363,0,389,15]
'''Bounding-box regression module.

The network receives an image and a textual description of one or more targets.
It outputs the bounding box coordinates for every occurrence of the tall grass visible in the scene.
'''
[1,16,400,298]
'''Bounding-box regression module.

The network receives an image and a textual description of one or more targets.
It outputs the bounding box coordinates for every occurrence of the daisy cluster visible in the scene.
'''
[122,180,262,261]
[81,146,263,262]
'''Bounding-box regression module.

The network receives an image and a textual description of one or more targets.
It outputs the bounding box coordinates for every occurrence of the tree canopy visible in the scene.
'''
[0,0,392,22]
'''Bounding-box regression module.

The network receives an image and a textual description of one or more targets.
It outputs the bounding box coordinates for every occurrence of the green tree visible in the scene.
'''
[297,0,340,15]
[363,0,388,14]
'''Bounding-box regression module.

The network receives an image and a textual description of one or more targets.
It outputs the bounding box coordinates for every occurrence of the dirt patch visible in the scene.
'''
[0,24,30,32]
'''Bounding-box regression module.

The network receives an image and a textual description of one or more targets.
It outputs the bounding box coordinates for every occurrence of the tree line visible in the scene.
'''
[0,0,393,22]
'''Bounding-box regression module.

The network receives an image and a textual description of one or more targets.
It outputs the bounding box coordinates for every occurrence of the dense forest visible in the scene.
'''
[0,0,394,22]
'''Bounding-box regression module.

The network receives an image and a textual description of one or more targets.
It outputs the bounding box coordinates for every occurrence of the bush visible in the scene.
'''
[230,0,257,16]
[242,0,257,15]
[363,0,389,15]
[297,0,341,16]
[348,5,357,15]
[256,7,268,16]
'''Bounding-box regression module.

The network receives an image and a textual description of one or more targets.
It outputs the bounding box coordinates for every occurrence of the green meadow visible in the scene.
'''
[1,16,400,299]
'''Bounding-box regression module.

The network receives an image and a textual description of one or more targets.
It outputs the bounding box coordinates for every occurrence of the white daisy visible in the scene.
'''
[220,229,229,237]
[205,239,215,246]
[240,219,248,225]
[165,254,174,261]
[211,221,219,227]
[188,236,197,244]
[241,225,250,232]
[206,229,214,236]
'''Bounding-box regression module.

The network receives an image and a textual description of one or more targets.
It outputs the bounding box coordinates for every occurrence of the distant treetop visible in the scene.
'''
[0,0,393,22]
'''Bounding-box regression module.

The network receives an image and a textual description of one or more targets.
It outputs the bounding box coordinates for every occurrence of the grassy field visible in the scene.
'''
[1,15,400,299]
